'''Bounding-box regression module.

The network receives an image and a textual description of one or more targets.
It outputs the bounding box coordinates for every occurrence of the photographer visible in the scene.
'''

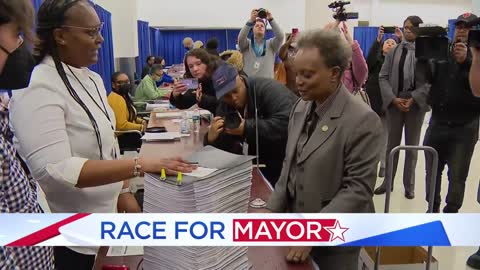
[423,13,480,213]
[205,64,296,186]
[375,16,429,199]
[238,9,284,78]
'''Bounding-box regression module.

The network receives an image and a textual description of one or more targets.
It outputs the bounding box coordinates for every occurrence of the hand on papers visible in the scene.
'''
[286,246,312,264]
[141,157,197,175]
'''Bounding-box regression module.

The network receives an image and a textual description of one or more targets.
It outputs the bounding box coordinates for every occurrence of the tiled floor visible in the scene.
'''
[36,115,480,269]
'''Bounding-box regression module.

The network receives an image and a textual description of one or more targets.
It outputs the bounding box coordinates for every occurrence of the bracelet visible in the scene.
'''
[120,187,131,195]
[133,157,142,177]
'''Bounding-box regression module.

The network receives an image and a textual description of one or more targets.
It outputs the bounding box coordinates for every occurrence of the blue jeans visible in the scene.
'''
[424,119,479,211]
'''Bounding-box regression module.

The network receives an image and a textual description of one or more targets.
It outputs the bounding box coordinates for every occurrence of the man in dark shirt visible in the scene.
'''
[423,13,480,213]
[205,63,296,186]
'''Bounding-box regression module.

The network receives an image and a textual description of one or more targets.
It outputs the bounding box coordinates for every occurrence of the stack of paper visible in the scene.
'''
[145,103,170,111]
[143,146,254,270]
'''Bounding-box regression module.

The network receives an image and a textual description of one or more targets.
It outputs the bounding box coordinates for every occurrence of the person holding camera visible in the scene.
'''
[205,63,295,186]
[365,27,401,177]
[238,8,284,78]
[375,16,429,199]
[422,13,480,214]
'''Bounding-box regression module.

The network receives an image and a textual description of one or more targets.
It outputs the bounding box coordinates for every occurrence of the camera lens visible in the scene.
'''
[258,8,267,19]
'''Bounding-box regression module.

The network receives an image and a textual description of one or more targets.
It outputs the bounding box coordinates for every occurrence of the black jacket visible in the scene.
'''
[427,44,480,125]
[365,40,385,116]
[169,78,219,114]
[205,77,297,184]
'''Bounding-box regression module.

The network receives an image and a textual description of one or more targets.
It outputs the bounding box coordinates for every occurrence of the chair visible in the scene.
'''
[115,130,143,155]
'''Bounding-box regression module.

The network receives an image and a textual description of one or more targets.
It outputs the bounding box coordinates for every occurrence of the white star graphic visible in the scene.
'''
[325,221,349,242]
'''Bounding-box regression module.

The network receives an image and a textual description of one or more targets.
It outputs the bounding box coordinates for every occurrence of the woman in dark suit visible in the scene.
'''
[267,29,382,270]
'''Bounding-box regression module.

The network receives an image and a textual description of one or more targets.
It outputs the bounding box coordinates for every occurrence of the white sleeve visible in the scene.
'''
[10,86,88,187]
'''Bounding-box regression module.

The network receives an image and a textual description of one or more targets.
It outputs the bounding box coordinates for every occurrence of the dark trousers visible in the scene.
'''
[424,119,479,211]
[54,247,95,270]
[385,105,426,193]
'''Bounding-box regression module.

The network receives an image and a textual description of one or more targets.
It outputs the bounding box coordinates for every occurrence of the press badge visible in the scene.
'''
[242,141,249,155]
[253,61,260,70]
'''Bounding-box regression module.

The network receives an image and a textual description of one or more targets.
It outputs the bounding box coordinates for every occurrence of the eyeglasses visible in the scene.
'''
[0,35,23,55]
[61,22,104,39]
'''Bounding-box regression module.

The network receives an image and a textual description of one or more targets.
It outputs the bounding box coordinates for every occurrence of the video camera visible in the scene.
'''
[415,26,449,61]
[328,1,358,22]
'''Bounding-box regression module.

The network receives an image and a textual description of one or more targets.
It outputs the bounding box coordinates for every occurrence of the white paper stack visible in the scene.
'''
[143,146,254,270]
[141,132,182,142]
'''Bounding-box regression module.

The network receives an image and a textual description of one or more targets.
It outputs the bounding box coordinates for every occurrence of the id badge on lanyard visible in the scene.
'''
[242,107,249,155]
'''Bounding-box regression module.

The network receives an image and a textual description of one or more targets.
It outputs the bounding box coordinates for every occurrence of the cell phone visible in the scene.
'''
[146,127,167,133]
[468,30,480,48]
[383,27,396,34]
[223,112,241,129]
[179,78,199,90]
[292,28,299,36]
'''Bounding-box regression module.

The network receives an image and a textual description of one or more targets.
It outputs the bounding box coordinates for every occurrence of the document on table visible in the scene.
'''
[107,246,144,257]
[183,167,218,178]
[141,132,181,141]
[155,112,183,118]
[146,103,170,111]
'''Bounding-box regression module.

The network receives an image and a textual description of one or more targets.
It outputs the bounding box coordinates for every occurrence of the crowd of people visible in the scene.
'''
[2,0,480,269]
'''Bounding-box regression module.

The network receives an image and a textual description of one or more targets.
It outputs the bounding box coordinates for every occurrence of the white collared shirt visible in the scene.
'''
[9,56,122,253]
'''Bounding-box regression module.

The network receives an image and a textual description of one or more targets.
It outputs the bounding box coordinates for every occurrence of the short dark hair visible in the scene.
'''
[150,64,164,75]
[147,55,155,63]
[154,56,164,65]
[297,29,352,76]
[404,16,423,27]
[0,0,35,42]
[111,71,126,83]
[206,38,219,50]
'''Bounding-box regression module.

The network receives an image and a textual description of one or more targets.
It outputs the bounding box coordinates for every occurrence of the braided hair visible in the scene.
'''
[35,0,106,159]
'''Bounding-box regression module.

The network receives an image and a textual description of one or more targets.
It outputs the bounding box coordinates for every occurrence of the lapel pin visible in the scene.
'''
[322,125,329,132]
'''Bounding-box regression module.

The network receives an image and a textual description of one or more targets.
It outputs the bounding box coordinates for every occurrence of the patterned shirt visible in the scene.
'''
[0,112,54,269]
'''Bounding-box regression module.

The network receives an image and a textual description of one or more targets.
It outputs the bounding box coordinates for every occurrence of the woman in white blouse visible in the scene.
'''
[9,1,195,269]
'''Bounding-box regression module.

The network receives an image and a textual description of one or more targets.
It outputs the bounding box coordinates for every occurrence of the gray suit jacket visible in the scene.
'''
[379,43,430,112]
[267,85,382,269]
[268,85,382,214]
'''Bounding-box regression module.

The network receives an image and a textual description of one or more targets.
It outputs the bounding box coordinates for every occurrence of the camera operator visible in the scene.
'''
[422,13,480,213]
[375,16,429,199]
[238,9,284,78]
[205,63,296,186]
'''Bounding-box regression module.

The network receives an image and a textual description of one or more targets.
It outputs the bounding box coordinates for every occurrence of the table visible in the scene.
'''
[93,112,314,270]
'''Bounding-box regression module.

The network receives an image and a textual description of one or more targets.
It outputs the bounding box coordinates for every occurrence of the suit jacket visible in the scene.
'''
[268,84,382,214]
[267,84,381,269]
[379,42,430,112]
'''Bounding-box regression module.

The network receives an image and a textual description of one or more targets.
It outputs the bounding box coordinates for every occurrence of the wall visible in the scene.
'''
[306,0,473,29]
[93,0,139,58]
[356,0,471,26]
[137,0,305,31]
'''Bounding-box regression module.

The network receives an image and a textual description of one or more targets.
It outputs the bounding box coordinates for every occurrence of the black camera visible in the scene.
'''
[468,30,480,48]
[415,26,449,61]
[328,1,358,22]
[223,112,242,129]
[256,8,267,19]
